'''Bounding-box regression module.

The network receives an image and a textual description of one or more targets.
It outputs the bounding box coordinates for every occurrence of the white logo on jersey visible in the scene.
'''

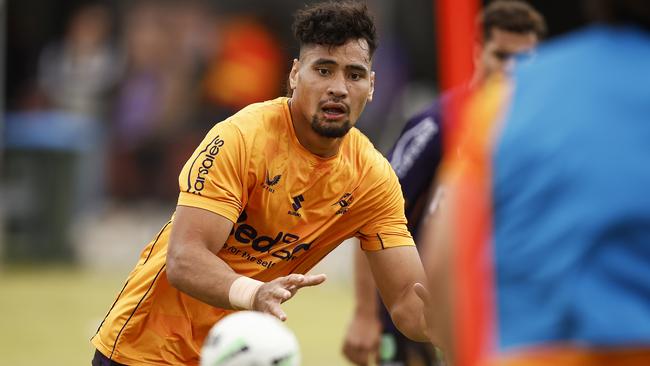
[390,117,438,178]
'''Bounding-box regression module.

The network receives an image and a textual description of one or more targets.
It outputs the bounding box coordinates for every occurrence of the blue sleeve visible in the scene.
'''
[386,100,444,217]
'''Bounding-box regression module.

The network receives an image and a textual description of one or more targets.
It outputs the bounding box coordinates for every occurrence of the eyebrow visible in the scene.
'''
[347,64,369,74]
[312,58,369,73]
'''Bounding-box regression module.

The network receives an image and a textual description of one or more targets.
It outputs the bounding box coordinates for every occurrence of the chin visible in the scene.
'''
[311,116,352,138]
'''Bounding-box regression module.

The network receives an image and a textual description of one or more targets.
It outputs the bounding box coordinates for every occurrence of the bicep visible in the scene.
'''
[364,246,425,309]
[169,205,234,256]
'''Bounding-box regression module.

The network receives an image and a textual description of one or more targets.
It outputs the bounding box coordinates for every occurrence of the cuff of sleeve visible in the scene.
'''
[177,191,241,224]
[359,233,415,251]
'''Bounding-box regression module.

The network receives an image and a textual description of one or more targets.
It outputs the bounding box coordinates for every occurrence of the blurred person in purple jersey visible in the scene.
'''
[416,0,650,365]
[342,1,546,365]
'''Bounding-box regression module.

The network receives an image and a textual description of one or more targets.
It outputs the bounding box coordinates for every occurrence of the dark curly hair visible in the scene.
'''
[292,1,377,58]
[482,0,547,40]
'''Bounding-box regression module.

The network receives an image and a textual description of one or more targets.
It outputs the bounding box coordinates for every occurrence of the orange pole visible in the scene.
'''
[435,0,480,91]
[434,1,487,366]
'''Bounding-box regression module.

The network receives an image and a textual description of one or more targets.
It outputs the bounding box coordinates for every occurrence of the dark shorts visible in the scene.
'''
[92,350,128,366]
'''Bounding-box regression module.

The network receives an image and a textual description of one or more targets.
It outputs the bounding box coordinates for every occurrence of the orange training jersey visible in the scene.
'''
[92,97,414,365]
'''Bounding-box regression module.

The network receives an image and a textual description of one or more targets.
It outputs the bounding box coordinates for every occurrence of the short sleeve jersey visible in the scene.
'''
[92,97,413,365]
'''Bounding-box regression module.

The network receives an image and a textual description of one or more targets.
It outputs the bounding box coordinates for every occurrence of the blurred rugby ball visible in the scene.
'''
[201,311,300,366]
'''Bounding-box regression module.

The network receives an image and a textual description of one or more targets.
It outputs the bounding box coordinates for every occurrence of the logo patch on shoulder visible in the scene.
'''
[334,193,354,215]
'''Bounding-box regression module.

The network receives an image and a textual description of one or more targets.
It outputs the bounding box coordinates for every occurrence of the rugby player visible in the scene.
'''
[91,2,428,365]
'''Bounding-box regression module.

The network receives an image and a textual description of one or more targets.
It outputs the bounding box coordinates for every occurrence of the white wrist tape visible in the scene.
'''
[228,276,263,310]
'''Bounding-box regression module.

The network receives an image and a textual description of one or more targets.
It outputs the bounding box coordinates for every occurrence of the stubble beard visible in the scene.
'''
[310,115,352,138]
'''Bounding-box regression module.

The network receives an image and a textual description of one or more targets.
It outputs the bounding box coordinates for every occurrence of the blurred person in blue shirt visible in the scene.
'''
[417,1,650,365]
[342,1,546,365]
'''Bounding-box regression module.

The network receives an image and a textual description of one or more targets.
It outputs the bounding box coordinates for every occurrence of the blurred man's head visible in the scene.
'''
[475,0,546,83]
[288,1,377,139]
[68,4,111,51]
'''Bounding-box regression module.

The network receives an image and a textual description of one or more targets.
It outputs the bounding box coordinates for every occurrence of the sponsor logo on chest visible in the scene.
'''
[228,210,312,264]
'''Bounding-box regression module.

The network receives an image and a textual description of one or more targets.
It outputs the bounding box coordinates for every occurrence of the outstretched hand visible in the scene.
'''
[253,273,327,321]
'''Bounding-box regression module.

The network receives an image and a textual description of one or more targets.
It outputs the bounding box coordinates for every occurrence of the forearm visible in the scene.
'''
[166,206,252,310]
[167,241,243,309]
[366,246,428,342]
[165,206,327,321]
[388,284,428,342]
[420,188,455,355]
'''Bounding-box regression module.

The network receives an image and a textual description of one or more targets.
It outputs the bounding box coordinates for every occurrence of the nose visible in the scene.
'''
[327,73,348,99]
[503,58,516,74]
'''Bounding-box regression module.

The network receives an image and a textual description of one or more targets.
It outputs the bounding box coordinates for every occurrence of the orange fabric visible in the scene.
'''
[485,346,650,366]
[92,97,414,365]
[439,76,511,366]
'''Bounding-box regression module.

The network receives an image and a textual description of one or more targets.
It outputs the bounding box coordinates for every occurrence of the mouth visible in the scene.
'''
[320,102,348,121]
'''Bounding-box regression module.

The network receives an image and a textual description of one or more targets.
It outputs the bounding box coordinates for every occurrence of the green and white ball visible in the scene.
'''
[201,311,300,366]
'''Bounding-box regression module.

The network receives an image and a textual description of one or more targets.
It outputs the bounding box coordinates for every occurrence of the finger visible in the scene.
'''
[343,344,368,366]
[267,303,287,322]
[369,338,380,354]
[349,339,377,365]
[286,285,298,295]
[295,273,327,288]
[273,287,292,302]
[354,349,370,366]
[282,273,305,287]
[342,343,355,362]
[413,282,431,306]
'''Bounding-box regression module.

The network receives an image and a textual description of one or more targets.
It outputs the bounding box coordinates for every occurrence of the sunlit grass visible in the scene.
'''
[0,266,354,365]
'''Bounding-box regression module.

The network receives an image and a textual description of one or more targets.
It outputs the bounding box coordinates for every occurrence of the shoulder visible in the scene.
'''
[388,98,443,175]
[231,97,288,133]
[513,27,618,85]
[346,129,398,185]
[402,99,443,133]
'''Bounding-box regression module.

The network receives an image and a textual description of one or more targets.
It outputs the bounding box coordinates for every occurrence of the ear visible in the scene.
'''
[472,41,486,84]
[473,41,483,70]
[289,58,300,90]
[367,71,376,102]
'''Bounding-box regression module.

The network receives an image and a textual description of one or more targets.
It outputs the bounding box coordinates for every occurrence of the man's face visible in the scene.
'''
[478,28,538,80]
[289,39,375,138]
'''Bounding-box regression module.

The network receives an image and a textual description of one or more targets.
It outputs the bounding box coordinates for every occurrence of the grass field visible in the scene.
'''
[0,266,355,365]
